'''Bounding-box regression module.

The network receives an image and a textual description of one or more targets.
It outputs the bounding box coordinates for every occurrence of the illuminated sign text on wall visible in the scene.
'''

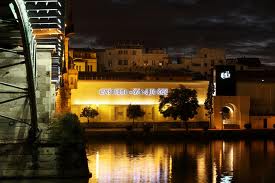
[220,71,231,79]
[99,88,169,96]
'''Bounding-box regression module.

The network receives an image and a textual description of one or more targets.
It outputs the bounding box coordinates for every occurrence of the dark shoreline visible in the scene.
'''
[84,128,275,141]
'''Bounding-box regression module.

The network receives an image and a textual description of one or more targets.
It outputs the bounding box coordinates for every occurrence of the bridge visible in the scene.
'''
[0,0,67,142]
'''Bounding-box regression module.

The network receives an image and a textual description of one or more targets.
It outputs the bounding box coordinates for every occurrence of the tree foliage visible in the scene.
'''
[48,113,84,144]
[81,106,99,123]
[127,105,145,125]
[159,85,199,127]
[204,77,215,120]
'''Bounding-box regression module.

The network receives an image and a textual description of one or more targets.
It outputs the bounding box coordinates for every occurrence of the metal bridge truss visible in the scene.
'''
[0,0,65,142]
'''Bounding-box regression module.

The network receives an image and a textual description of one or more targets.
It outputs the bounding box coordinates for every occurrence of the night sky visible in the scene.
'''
[70,0,275,64]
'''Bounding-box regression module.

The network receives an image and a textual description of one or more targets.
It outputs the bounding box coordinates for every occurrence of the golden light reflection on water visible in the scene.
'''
[86,140,275,183]
[87,143,172,183]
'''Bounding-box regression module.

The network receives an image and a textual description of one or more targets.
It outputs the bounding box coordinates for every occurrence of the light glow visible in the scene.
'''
[220,71,231,79]
[73,100,159,105]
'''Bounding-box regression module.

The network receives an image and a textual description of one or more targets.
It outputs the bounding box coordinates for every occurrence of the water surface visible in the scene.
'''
[86,140,275,183]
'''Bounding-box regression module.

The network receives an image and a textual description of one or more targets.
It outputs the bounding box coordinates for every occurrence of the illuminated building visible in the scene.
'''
[62,61,275,129]
[70,73,208,123]
[213,66,275,129]
[61,41,275,128]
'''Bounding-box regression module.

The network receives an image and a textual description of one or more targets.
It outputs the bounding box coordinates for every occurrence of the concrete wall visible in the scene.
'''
[237,82,275,114]
[213,96,250,129]
[72,103,207,123]
[250,116,275,129]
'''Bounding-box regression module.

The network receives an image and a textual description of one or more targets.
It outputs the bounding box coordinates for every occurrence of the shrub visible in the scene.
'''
[244,123,252,129]
[48,113,84,144]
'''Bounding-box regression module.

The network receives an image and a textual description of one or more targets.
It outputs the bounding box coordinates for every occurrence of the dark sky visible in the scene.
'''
[70,0,275,64]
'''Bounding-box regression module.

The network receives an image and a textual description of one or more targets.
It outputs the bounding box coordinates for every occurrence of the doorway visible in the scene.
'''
[264,118,267,128]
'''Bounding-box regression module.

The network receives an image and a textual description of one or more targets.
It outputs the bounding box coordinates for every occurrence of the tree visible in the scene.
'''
[159,85,199,130]
[127,105,145,127]
[81,106,99,123]
[204,75,215,127]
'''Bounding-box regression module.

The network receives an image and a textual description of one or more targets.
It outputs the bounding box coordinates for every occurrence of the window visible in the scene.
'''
[109,52,111,55]
[87,65,92,72]
[144,60,148,66]
[118,60,123,65]
[79,66,81,71]
[133,50,136,55]
[76,65,78,70]
[152,60,155,65]
[204,54,207,58]
[108,60,112,67]
[123,60,128,65]
[124,50,128,54]
[219,60,223,64]
[204,63,207,67]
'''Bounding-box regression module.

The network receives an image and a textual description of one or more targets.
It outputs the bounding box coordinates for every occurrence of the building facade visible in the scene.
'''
[97,44,169,72]
[69,48,97,72]
[168,48,226,77]
[71,80,208,123]
[213,67,275,129]
[62,45,275,129]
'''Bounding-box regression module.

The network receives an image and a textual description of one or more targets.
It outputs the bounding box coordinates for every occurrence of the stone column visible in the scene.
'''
[36,48,54,123]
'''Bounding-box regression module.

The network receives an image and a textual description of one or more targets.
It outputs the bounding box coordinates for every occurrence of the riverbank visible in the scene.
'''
[84,128,275,140]
[0,114,90,180]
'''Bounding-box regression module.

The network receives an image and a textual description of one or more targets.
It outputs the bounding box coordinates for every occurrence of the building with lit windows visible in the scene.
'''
[59,63,275,129]
[62,44,275,129]
[97,43,169,72]
[69,48,97,72]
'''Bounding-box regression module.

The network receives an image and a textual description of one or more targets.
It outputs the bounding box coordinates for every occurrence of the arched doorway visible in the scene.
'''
[221,103,239,129]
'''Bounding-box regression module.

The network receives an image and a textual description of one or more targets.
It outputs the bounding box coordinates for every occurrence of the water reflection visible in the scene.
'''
[87,140,275,183]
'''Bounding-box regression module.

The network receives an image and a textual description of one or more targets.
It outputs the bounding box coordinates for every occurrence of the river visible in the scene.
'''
[86,139,275,183]
[1,140,274,183]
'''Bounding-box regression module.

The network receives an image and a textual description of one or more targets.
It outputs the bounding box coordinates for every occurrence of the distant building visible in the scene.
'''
[226,57,262,71]
[168,48,226,77]
[69,48,97,72]
[96,43,169,72]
